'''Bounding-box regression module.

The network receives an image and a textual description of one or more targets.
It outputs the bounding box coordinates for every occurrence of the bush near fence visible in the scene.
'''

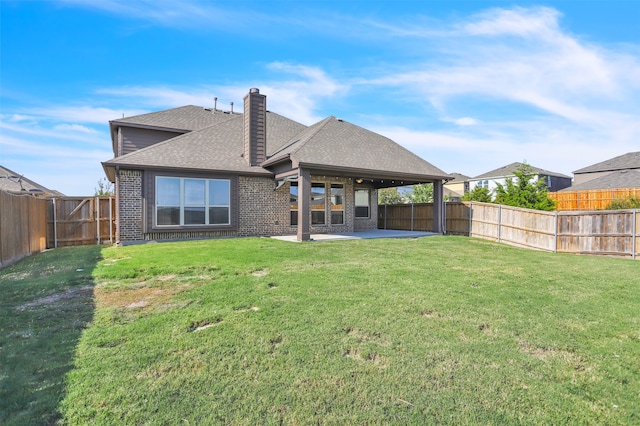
[379,202,639,260]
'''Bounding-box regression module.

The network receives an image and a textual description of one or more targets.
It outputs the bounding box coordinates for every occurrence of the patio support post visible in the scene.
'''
[297,168,311,241]
[433,179,444,233]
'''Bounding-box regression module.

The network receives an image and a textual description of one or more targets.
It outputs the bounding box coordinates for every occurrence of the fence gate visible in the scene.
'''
[47,197,115,248]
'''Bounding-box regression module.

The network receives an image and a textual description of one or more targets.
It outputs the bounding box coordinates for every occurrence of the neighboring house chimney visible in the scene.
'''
[243,88,267,166]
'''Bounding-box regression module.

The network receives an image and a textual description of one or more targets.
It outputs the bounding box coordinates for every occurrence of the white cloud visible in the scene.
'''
[444,117,479,126]
[59,0,242,29]
[96,63,347,125]
[461,6,562,39]
[53,123,98,134]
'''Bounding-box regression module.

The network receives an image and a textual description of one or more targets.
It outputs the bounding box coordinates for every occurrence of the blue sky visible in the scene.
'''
[1,0,639,195]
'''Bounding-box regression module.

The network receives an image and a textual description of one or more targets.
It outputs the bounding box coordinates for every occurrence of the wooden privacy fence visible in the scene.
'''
[378,203,470,235]
[549,187,640,211]
[379,202,639,260]
[0,194,116,268]
[0,191,48,268]
[47,197,116,247]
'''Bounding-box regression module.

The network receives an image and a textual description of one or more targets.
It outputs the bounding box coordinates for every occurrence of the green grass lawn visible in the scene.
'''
[1,236,639,425]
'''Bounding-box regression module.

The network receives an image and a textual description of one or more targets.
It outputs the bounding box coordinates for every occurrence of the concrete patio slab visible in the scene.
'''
[271,229,438,242]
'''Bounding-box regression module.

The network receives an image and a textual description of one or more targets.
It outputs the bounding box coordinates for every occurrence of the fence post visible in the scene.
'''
[497,204,502,242]
[554,211,559,253]
[411,203,414,231]
[384,204,387,230]
[468,201,473,237]
[109,196,114,244]
[96,196,101,245]
[53,198,58,248]
[633,209,637,260]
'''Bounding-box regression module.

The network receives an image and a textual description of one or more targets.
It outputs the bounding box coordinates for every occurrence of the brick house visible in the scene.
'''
[102,88,450,244]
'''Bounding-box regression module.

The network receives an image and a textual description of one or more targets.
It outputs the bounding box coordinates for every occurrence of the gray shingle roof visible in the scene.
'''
[0,165,63,196]
[573,151,640,174]
[110,105,239,132]
[447,173,471,182]
[266,116,449,179]
[104,112,306,175]
[105,106,449,182]
[559,169,640,191]
[473,162,571,179]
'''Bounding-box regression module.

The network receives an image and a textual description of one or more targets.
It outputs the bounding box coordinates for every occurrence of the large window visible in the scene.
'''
[355,189,370,218]
[330,184,344,225]
[311,183,326,225]
[156,177,230,226]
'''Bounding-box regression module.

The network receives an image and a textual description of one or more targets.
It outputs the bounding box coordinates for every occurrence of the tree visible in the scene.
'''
[407,183,433,203]
[378,187,404,205]
[95,178,114,196]
[493,164,556,211]
[462,186,492,203]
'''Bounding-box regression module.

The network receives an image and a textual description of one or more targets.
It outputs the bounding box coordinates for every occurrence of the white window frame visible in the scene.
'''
[330,183,345,225]
[355,188,370,219]
[155,176,230,227]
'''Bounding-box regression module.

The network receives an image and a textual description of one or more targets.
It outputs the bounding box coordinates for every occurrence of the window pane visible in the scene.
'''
[184,179,205,205]
[311,183,325,225]
[290,210,298,226]
[355,206,369,218]
[331,184,344,209]
[331,184,344,224]
[157,206,180,225]
[157,177,180,205]
[355,189,370,218]
[209,180,230,206]
[209,207,229,225]
[184,207,205,225]
[311,210,325,225]
[290,182,298,208]
[331,211,344,225]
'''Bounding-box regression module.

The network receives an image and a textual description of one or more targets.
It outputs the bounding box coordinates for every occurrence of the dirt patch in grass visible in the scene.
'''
[17,286,94,310]
[96,283,193,312]
[251,268,269,277]
[518,340,589,369]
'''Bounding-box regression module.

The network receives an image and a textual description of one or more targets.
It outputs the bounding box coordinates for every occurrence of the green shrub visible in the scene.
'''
[605,196,640,210]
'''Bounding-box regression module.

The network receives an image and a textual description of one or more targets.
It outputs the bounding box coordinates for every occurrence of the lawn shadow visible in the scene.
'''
[0,245,103,425]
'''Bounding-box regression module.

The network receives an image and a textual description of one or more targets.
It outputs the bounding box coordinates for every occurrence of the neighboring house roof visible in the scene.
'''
[445,173,471,182]
[0,165,63,196]
[559,169,640,191]
[573,151,640,174]
[472,162,571,180]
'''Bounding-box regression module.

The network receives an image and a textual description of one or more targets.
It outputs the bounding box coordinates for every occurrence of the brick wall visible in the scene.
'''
[117,169,143,242]
[238,175,290,236]
[116,171,379,244]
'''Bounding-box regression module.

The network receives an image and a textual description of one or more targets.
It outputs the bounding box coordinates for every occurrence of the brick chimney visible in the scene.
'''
[243,88,267,166]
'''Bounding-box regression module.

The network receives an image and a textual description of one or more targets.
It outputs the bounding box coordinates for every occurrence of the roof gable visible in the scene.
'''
[573,151,640,174]
[267,116,449,179]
